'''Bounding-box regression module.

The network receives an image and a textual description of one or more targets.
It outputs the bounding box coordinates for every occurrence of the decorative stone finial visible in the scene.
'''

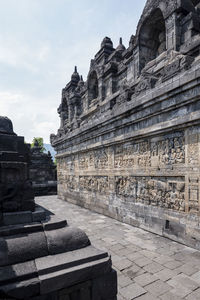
[101,37,113,49]
[71,66,80,82]
[78,75,84,87]
[116,37,126,52]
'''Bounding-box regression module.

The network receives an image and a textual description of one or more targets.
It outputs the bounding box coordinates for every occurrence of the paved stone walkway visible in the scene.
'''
[36,196,200,300]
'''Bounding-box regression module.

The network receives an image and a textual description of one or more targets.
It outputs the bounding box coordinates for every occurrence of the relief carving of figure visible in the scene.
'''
[95,149,108,169]
[157,31,166,57]
[116,176,185,212]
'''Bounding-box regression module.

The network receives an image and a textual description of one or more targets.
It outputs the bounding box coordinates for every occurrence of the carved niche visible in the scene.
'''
[139,8,166,71]
[88,71,99,107]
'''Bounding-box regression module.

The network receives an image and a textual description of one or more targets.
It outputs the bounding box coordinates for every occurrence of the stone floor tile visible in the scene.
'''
[125,245,141,253]
[143,262,164,274]
[143,243,157,251]
[134,257,152,267]
[120,240,133,246]
[111,254,122,263]
[118,274,133,288]
[117,248,135,257]
[125,238,145,249]
[171,253,190,262]
[167,273,199,291]
[164,260,183,270]
[155,247,175,256]
[36,197,200,300]
[169,287,191,298]
[140,250,158,259]
[153,255,174,265]
[126,252,143,262]
[102,237,117,245]
[123,264,142,279]
[176,263,199,276]
[134,292,159,300]
[134,273,158,287]
[120,283,147,300]
[154,268,180,281]
[113,258,133,271]
[185,288,200,300]
[109,244,125,252]
[144,280,171,297]
[192,270,200,284]
[159,291,182,300]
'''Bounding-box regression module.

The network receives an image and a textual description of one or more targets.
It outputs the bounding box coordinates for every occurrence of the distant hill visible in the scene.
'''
[44,144,56,161]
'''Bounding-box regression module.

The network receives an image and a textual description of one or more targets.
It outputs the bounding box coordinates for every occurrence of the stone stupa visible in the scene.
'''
[0,116,117,300]
[29,140,57,196]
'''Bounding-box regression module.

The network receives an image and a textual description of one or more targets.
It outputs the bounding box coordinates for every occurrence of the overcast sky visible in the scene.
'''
[0,0,146,143]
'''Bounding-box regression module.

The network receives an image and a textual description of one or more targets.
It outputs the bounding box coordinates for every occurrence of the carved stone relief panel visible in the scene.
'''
[114,144,135,168]
[115,176,185,212]
[158,136,185,165]
[138,142,151,167]
[79,176,109,193]
[114,132,185,169]
[64,175,79,191]
[114,142,151,168]
[94,149,108,169]
[79,153,90,169]
[78,149,108,170]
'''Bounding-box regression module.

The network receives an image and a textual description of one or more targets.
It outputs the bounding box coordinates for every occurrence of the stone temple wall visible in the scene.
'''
[51,0,200,249]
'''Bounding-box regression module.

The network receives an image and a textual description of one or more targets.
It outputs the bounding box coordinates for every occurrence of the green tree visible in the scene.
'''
[31,137,45,152]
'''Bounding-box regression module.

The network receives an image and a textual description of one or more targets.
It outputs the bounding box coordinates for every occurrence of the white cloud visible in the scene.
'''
[0,35,49,73]
[38,45,51,62]
[0,90,59,143]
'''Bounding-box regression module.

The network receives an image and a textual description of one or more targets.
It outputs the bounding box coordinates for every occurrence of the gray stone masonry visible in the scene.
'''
[37,195,200,300]
[51,0,200,250]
